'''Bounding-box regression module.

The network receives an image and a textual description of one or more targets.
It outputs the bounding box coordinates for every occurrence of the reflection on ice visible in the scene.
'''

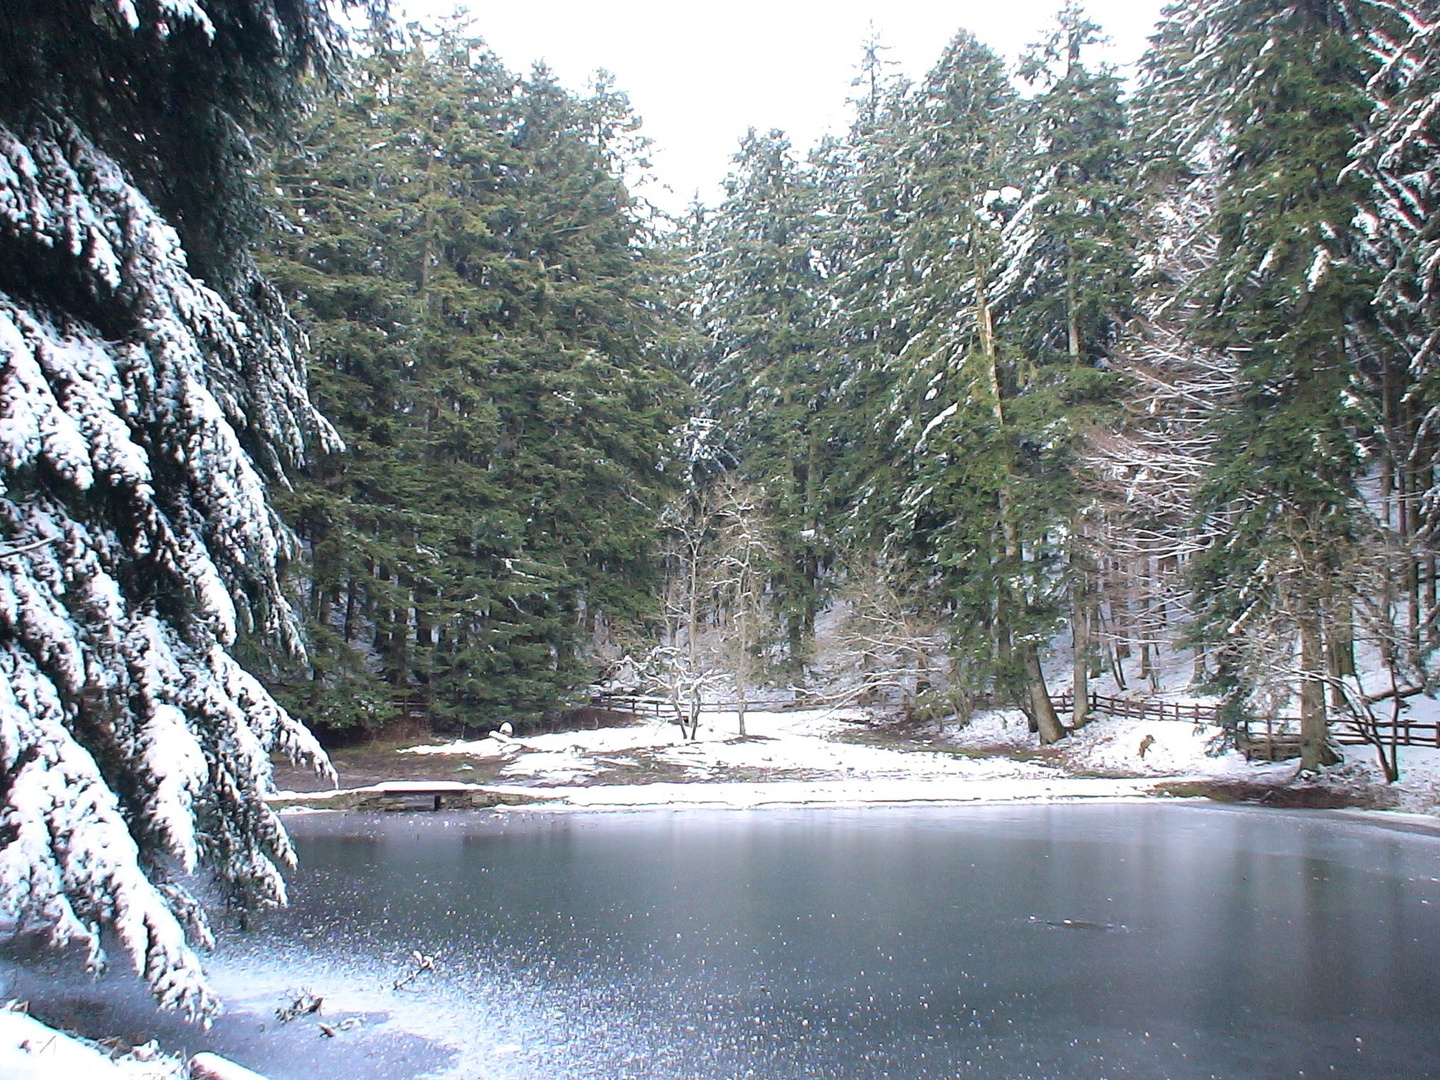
[5,803,1440,1080]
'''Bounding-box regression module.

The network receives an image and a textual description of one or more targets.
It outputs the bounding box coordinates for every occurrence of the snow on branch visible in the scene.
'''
[0,644,216,1018]
[0,118,333,1016]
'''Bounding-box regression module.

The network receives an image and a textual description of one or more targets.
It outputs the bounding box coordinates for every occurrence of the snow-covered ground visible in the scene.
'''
[0,1005,280,1080]
[0,1005,179,1080]
[289,613,1440,817]
[359,702,1440,816]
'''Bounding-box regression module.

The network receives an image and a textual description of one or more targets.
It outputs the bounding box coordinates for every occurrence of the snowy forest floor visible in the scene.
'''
[0,1005,183,1079]
[270,706,1440,818]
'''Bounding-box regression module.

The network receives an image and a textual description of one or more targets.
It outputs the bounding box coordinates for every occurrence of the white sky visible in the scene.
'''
[396,1,1167,214]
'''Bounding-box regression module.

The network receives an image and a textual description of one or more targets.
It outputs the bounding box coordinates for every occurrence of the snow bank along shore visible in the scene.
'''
[273,705,1440,816]
[0,1003,267,1080]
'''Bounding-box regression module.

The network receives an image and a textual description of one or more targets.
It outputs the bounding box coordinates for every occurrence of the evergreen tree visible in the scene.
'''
[691,129,834,676]
[1140,0,1400,768]
[0,0,347,1014]
[1350,8,1440,679]
[1004,5,1134,373]
[866,33,1080,740]
[266,28,685,729]
[813,36,914,549]
[1001,3,1137,723]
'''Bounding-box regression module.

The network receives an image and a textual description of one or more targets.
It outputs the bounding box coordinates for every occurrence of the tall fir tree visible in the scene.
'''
[266,27,685,730]
[0,0,352,1014]
[812,36,915,550]
[866,32,1081,740]
[1001,2,1137,723]
[1140,0,1403,768]
[691,129,834,676]
[1350,7,1440,686]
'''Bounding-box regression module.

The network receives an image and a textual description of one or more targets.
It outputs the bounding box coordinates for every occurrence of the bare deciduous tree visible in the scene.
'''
[652,475,777,738]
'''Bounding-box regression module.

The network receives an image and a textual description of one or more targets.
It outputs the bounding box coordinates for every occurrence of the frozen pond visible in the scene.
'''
[6,803,1440,1079]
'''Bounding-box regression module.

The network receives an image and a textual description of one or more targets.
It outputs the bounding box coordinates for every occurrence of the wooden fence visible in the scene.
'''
[1057,689,1440,749]
[1332,715,1440,748]
[1055,691,1217,725]
[594,689,1440,750]
[590,694,805,720]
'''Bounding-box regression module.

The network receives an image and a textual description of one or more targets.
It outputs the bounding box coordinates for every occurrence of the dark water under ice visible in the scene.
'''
[6,802,1440,1079]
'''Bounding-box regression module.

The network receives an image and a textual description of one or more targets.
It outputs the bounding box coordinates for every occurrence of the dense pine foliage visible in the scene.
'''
[255,0,1440,762]
[684,0,1440,766]
[0,0,353,1016]
[261,26,687,730]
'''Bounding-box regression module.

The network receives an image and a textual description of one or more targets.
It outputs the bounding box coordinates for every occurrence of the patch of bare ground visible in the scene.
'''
[571,757,844,787]
[560,754,697,786]
[832,722,1060,766]
[1064,765,1152,781]
[270,739,514,792]
[828,716,931,745]
[1155,773,1401,810]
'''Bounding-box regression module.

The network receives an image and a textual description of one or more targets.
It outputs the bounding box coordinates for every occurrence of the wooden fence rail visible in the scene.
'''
[1333,718,1440,748]
[1057,690,1440,750]
[593,690,1439,749]
[1054,691,1218,725]
[591,694,805,719]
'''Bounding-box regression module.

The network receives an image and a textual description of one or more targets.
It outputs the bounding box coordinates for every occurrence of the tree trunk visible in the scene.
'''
[735,594,751,739]
[1298,607,1328,772]
[1098,604,1129,690]
[1022,641,1067,744]
[342,576,357,643]
[1071,533,1091,727]
[687,540,701,667]
[1325,599,1354,713]
[1066,254,1082,363]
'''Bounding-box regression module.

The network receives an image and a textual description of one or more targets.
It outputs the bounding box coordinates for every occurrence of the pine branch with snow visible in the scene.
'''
[0,0,347,1020]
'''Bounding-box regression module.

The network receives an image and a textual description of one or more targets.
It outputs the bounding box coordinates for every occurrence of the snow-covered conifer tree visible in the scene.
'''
[0,0,346,1017]
[878,32,1078,743]
[1350,8,1440,650]
[692,129,832,674]
[1000,2,1138,723]
[1138,0,1416,769]
[1360,9,1440,388]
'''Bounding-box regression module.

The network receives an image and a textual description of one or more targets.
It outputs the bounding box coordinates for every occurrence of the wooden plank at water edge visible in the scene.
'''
[372,780,479,811]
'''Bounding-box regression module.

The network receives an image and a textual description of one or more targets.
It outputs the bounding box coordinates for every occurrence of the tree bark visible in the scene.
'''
[1298,606,1328,772]
[1022,641,1067,744]
[1071,532,1091,727]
